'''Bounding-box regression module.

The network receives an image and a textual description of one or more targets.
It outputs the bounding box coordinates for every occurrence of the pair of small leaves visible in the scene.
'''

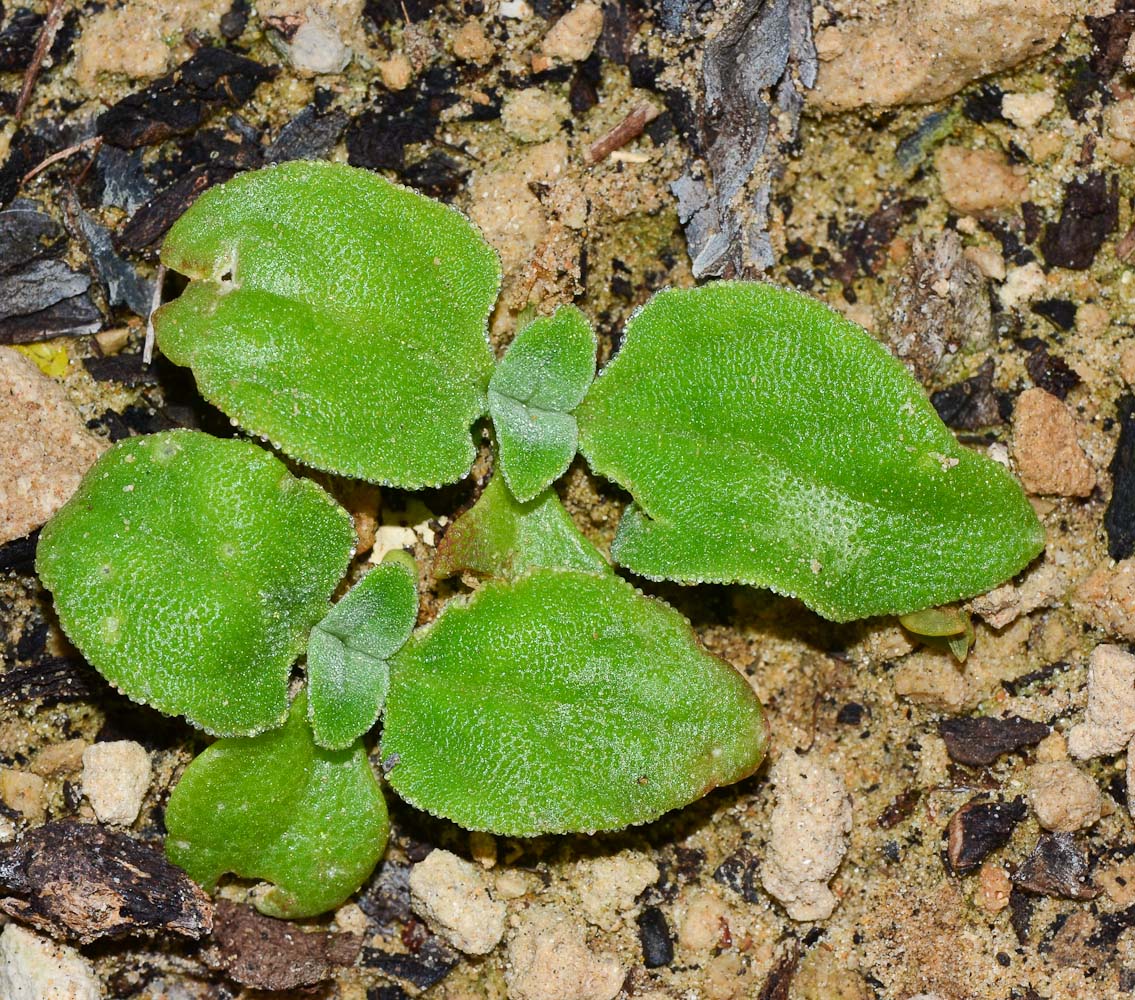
[489,306,597,503]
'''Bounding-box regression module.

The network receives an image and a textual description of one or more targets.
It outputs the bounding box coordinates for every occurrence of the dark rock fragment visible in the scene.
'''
[637,906,673,968]
[0,204,65,272]
[206,899,360,991]
[938,715,1049,767]
[70,201,154,317]
[877,788,921,829]
[930,358,1004,431]
[945,796,1026,874]
[0,531,39,574]
[1086,0,1135,78]
[1025,343,1081,399]
[95,145,155,215]
[357,859,413,931]
[836,702,864,725]
[1040,173,1119,270]
[265,103,349,163]
[1012,832,1099,900]
[362,936,457,990]
[756,942,800,1000]
[401,152,470,201]
[118,161,242,253]
[83,353,161,387]
[0,821,212,943]
[1030,298,1076,332]
[0,7,43,71]
[833,196,928,287]
[0,129,48,209]
[0,258,101,344]
[0,657,105,705]
[712,847,762,903]
[1106,396,1135,561]
[97,48,277,149]
[1009,887,1033,944]
[220,0,250,39]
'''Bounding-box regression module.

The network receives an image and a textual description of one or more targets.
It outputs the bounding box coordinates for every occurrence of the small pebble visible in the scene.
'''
[0,924,101,1000]
[1027,761,1102,831]
[408,849,505,955]
[541,3,604,63]
[506,904,623,1000]
[1067,644,1135,758]
[453,20,494,64]
[502,88,570,143]
[379,52,413,91]
[1001,90,1055,128]
[1011,387,1095,497]
[0,768,46,824]
[935,146,1028,215]
[82,740,152,826]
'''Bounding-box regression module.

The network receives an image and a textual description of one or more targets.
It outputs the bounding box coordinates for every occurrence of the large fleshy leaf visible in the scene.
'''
[382,568,766,835]
[576,282,1045,622]
[489,306,597,502]
[307,553,419,750]
[165,691,388,919]
[154,161,500,488]
[433,474,608,580]
[36,430,355,736]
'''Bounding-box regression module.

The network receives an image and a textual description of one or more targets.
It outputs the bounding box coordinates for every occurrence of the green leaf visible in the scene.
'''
[489,306,597,502]
[381,568,767,835]
[307,554,419,750]
[433,474,608,580]
[576,282,1045,622]
[36,430,355,736]
[155,161,500,488]
[165,691,389,919]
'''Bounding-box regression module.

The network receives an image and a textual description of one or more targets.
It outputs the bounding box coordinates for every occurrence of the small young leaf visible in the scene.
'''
[155,161,500,488]
[307,555,419,750]
[165,691,388,919]
[576,283,1045,622]
[433,474,608,580]
[36,430,355,736]
[489,306,597,502]
[382,569,767,835]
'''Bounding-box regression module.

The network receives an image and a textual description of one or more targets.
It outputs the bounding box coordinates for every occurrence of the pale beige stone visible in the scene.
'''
[541,2,604,62]
[760,753,852,921]
[963,245,1006,281]
[0,348,107,544]
[935,146,1028,215]
[379,52,413,90]
[1067,644,1135,759]
[1077,302,1110,338]
[82,740,152,826]
[505,905,623,1000]
[453,20,494,64]
[1120,341,1135,385]
[999,262,1047,310]
[502,87,569,143]
[0,768,46,823]
[811,0,1069,112]
[574,851,659,930]
[894,653,971,712]
[1028,761,1102,831]
[975,863,1011,912]
[409,849,505,955]
[0,925,100,1000]
[1011,388,1095,497]
[1001,91,1055,128]
[969,562,1067,629]
[1074,562,1135,643]
[30,739,87,777]
[676,890,733,952]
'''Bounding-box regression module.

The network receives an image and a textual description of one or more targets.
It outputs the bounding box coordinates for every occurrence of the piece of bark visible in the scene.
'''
[361,935,458,990]
[0,821,212,943]
[0,657,105,705]
[930,358,1005,431]
[1040,172,1119,270]
[1025,343,1081,400]
[118,161,241,253]
[203,899,361,991]
[1106,396,1135,561]
[97,47,277,149]
[939,715,1050,766]
[945,796,1027,874]
[756,941,800,1000]
[1012,832,1099,900]
[877,788,921,829]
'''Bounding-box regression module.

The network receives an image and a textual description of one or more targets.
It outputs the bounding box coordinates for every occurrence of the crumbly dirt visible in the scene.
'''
[5,2,1135,999]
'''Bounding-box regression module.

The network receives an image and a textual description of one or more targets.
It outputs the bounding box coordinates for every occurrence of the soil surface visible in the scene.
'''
[3,1,1135,999]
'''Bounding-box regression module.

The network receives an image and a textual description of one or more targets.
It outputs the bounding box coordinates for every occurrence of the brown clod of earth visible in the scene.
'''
[0,821,213,944]
[0,348,107,545]
[205,899,362,991]
[938,715,1050,766]
[945,796,1027,875]
[1011,387,1096,497]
